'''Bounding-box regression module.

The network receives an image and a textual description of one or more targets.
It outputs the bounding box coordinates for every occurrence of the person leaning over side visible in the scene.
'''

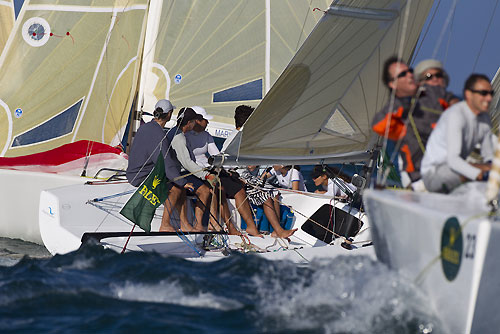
[421,74,495,193]
[125,99,192,231]
[372,56,434,190]
[161,107,216,232]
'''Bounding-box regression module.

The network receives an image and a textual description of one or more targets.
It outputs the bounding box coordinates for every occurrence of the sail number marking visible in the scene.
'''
[464,233,476,259]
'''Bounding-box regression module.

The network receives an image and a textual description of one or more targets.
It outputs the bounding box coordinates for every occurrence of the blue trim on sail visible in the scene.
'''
[14,0,24,19]
[12,99,83,147]
[213,79,262,102]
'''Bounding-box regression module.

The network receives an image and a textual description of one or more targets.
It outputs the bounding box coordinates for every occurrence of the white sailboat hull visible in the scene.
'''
[0,169,84,244]
[363,186,500,333]
[40,182,374,263]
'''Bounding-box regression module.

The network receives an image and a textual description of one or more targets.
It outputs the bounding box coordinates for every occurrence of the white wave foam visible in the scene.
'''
[251,256,440,333]
[111,280,243,311]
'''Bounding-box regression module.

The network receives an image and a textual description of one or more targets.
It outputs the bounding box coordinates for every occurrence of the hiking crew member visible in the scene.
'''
[372,56,453,189]
[421,74,495,193]
[126,99,174,187]
[126,99,193,231]
[162,107,215,232]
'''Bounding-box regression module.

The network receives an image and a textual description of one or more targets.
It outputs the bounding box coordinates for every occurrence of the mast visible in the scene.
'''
[134,0,164,134]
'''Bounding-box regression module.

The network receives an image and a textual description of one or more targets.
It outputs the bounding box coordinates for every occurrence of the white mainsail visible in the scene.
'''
[139,0,330,137]
[225,0,433,164]
[0,0,148,159]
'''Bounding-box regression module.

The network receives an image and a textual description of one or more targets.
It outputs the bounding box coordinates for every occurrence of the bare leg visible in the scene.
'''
[176,191,194,232]
[218,192,241,235]
[208,190,222,231]
[160,186,182,232]
[234,189,263,237]
[273,195,280,218]
[263,198,297,239]
[193,185,210,231]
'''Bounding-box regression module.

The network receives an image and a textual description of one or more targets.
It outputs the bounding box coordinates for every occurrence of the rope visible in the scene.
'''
[121,224,136,254]
[414,211,491,285]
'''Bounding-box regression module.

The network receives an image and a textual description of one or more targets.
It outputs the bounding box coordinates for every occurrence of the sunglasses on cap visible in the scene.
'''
[469,89,495,97]
[395,68,413,79]
[423,71,444,81]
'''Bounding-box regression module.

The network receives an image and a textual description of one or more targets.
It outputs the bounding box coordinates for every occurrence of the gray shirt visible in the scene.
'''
[126,120,169,187]
[421,101,495,180]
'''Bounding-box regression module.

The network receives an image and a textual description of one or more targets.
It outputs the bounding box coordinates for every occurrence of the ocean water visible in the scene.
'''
[0,238,443,333]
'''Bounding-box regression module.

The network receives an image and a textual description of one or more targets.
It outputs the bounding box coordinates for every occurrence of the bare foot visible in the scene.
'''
[159,225,176,232]
[192,224,207,233]
[271,228,297,240]
[179,223,195,232]
[227,223,242,236]
[208,221,222,232]
[244,225,263,238]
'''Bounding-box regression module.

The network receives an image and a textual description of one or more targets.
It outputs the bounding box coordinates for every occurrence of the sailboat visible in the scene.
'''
[39,0,432,261]
[362,63,500,333]
[0,0,327,243]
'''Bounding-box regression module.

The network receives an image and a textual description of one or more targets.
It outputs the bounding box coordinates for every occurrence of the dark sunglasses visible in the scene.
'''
[424,72,444,81]
[469,89,494,97]
[395,68,413,79]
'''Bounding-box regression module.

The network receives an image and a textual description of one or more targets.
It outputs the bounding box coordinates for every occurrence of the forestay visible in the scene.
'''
[224,0,433,164]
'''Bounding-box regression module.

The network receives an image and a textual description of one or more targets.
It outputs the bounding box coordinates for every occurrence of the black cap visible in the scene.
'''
[177,107,203,126]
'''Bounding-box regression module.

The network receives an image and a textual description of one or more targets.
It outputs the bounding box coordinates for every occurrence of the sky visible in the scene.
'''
[12,0,500,96]
[412,0,500,95]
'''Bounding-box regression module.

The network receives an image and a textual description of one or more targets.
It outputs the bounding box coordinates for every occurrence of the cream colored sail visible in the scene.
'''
[139,0,330,137]
[225,0,433,163]
[0,0,148,158]
[0,0,15,54]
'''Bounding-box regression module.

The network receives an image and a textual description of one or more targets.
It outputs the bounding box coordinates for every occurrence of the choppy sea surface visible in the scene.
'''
[0,237,443,334]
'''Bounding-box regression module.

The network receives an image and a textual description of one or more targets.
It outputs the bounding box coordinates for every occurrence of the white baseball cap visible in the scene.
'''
[155,99,175,114]
[191,106,213,120]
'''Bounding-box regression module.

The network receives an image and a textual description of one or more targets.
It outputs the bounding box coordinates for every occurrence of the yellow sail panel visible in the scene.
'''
[233,0,433,159]
[0,0,148,158]
[0,0,15,54]
[142,0,329,127]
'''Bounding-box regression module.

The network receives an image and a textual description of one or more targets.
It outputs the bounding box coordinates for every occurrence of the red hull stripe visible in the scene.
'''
[0,140,123,167]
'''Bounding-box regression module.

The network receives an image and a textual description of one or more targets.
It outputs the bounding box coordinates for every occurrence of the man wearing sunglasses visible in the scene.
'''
[372,56,435,190]
[415,59,460,106]
[420,74,495,193]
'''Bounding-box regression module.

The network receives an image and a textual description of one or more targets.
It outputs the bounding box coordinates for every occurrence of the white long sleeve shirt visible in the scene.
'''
[185,130,220,167]
[421,101,495,180]
[170,129,209,180]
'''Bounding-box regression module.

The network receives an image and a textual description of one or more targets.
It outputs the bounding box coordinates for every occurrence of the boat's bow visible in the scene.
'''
[364,185,500,333]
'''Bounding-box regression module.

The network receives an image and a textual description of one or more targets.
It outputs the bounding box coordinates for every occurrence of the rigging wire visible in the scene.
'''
[379,0,460,187]
[412,0,442,61]
[472,0,499,72]
[442,4,457,67]
[378,0,412,185]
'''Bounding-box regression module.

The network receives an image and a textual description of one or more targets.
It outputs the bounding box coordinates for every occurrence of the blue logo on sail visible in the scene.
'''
[174,74,182,84]
[14,108,23,118]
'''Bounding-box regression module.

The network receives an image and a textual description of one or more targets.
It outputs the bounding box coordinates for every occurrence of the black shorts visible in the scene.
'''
[179,172,207,191]
[218,174,244,198]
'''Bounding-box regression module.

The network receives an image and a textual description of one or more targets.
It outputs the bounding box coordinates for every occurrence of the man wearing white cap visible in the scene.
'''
[126,99,196,231]
[126,99,175,186]
[185,106,220,167]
